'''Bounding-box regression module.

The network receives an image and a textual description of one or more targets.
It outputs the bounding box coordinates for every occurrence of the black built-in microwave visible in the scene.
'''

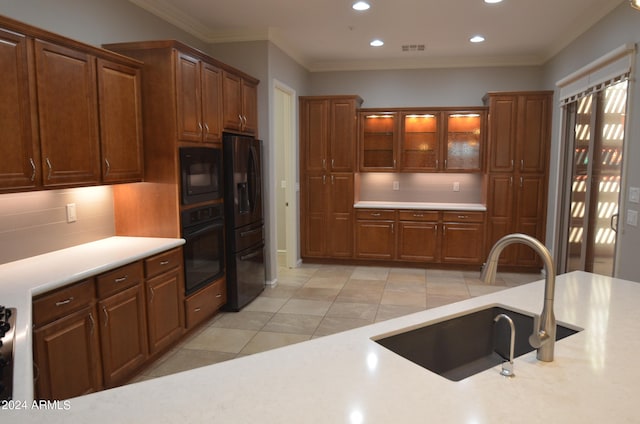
[179,146,223,205]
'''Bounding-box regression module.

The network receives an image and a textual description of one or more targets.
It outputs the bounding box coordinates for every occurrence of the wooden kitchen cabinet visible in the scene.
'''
[484,91,552,269]
[355,209,396,260]
[96,262,148,388]
[35,39,101,187]
[397,210,439,262]
[97,58,144,182]
[176,52,223,143]
[32,279,102,400]
[359,111,399,170]
[0,28,39,191]
[222,70,258,135]
[184,277,226,329]
[441,212,485,264]
[444,111,485,172]
[144,248,185,355]
[300,95,362,259]
[401,111,441,171]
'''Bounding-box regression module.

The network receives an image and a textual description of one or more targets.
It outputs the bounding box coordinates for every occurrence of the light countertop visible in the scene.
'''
[4,270,640,423]
[0,236,185,403]
[355,201,486,211]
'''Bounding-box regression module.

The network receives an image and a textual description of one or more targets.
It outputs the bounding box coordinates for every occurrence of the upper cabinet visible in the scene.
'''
[176,52,223,143]
[222,70,258,136]
[358,107,486,172]
[0,16,144,192]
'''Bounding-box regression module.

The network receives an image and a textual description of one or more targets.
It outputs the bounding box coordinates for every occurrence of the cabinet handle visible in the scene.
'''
[511,159,514,169]
[104,158,111,177]
[520,177,523,188]
[322,159,326,170]
[322,175,326,184]
[89,312,95,336]
[510,176,513,187]
[203,122,210,136]
[370,212,381,217]
[520,159,524,171]
[160,260,170,266]
[55,297,74,307]
[393,159,396,167]
[331,175,335,184]
[198,122,203,135]
[29,158,36,181]
[457,215,468,219]
[114,275,128,283]
[215,293,222,298]
[443,224,446,236]
[436,159,439,168]
[444,159,448,169]
[149,287,155,303]
[238,114,243,127]
[194,307,202,313]
[103,306,109,327]
[413,213,424,217]
[45,157,52,180]
[331,159,335,169]
[391,223,394,234]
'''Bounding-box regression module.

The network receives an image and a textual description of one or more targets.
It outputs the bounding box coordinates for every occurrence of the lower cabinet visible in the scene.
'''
[355,209,486,265]
[185,277,226,329]
[32,246,197,400]
[33,295,103,400]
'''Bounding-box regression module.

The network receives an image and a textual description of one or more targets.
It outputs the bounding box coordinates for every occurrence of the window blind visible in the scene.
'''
[556,43,636,105]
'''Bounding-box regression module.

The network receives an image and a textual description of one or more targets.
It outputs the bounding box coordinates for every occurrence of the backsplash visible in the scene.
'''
[0,186,115,265]
[358,173,483,204]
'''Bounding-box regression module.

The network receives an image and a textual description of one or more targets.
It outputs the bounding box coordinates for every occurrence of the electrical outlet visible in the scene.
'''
[453,182,460,192]
[392,181,400,190]
[66,203,77,223]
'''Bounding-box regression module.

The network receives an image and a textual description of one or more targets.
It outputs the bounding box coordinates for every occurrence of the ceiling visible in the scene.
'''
[129,0,625,71]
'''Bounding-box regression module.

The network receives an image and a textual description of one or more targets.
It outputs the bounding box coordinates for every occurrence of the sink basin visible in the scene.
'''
[373,305,581,381]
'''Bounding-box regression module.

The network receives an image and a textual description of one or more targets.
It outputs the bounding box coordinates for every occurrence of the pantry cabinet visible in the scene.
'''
[0,15,144,192]
[484,91,552,269]
[300,95,362,259]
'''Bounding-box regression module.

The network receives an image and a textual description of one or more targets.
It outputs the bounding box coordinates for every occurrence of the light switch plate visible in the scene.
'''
[629,187,640,203]
[66,203,77,223]
[453,182,460,192]
[392,181,400,190]
[627,210,638,227]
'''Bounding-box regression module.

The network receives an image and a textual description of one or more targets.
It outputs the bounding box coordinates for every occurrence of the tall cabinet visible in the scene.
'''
[300,96,362,259]
[484,91,552,268]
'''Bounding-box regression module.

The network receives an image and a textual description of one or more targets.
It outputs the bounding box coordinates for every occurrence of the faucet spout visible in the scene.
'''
[481,233,557,362]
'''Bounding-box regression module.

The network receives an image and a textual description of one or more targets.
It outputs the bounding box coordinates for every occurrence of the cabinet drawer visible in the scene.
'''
[145,248,182,279]
[33,279,95,327]
[355,209,396,220]
[442,211,485,223]
[96,261,144,299]
[184,278,226,329]
[398,210,439,221]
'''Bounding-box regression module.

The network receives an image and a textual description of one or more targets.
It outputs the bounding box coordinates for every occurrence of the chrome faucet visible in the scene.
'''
[480,233,556,362]
[494,313,516,377]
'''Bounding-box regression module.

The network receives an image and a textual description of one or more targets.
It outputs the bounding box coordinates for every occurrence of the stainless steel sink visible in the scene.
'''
[373,305,581,381]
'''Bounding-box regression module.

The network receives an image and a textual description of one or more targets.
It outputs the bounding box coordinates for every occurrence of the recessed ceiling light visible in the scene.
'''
[470,35,485,43]
[370,39,384,47]
[484,0,503,3]
[352,1,371,11]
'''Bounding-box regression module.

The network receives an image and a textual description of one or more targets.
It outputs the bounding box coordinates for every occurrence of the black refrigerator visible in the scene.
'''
[222,133,266,311]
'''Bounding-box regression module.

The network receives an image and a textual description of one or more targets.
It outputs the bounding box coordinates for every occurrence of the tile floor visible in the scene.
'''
[133,264,542,383]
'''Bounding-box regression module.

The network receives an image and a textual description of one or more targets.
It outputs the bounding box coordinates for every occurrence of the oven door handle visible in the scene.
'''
[183,222,223,239]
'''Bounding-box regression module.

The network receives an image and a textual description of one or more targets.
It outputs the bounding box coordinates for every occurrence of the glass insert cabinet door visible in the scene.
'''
[360,112,398,170]
[445,112,482,171]
[401,112,441,170]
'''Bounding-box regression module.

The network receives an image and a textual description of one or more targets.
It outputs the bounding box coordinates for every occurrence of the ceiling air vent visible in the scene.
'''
[401,44,425,52]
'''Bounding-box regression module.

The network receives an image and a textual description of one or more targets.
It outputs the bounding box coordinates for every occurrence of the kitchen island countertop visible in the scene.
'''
[4,270,640,423]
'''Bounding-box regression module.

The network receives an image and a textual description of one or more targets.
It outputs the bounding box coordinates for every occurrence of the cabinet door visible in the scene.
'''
[327,173,354,257]
[222,71,242,131]
[516,94,551,174]
[486,175,515,264]
[300,98,328,172]
[33,305,102,400]
[0,28,39,190]
[175,52,203,142]
[301,173,327,257]
[444,111,484,172]
[241,78,258,135]
[441,222,484,264]
[360,111,398,170]
[398,221,439,262]
[35,40,100,187]
[329,99,357,172]
[356,220,395,260]
[514,175,547,266]
[146,269,184,354]
[201,62,223,143]
[98,284,148,388]
[401,112,440,171]
[97,58,143,183]
[487,96,517,173]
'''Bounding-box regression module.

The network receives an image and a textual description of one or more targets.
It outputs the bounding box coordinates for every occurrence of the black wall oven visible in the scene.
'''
[181,204,225,295]
[179,147,223,205]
